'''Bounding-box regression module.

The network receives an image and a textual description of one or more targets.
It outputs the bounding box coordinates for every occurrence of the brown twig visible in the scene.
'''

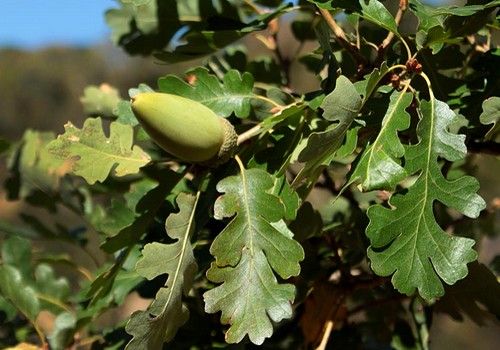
[317,7,368,68]
[375,0,409,67]
[237,124,262,145]
[381,0,408,50]
[316,293,346,350]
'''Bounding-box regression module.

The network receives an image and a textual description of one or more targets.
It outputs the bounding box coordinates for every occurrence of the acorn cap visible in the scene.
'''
[131,92,237,165]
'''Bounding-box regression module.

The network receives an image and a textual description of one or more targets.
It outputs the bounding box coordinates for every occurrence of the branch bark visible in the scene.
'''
[317,7,368,68]
[380,0,408,50]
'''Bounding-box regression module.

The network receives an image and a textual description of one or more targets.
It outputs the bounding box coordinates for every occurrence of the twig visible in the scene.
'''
[315,293,346,350]
[237,124,263,145]
[317,7,368,67]
[318,7,348,42]
[316,320,334,350]
[375,0,411,66]
[381,0,407,50]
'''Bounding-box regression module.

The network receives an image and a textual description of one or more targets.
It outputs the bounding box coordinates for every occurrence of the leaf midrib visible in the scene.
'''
[160,193,199,318]
[411,97,438,278]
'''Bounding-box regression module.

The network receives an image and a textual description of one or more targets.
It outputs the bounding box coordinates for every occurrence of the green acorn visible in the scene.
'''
[131,92,237,165]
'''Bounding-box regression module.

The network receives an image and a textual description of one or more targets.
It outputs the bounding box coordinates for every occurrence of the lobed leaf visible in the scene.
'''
[34,264,71,314]
[0,265,40,322]
[100,171,186,253]
[409,0,499,53]
[105,0,180,55]
[154,3,292,63]
[204,168,304,344]
[158,68,255,118]
[354,62,390,104]
[295,75,362,186]
[47,118,150,185]
[350,90,413,190]
[359,0,400,37]
[479,96,500,140]
[125,193,199,349]
[80,84,121,117]
[366,97,486,301]
[6,130,68,199]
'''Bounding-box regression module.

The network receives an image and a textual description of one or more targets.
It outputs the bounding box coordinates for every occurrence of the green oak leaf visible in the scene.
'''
[0,265,40,322]
[295,75,362,186]
[409,0,446,32]
[409,0,500,53]
[0,237,70,317]
[272,176,301,221]
[92,198,136,237]
[0,295,17,321]
[204,168,304,345]
[410,0,500,28]
[106,0,159,42]
[48,312,77,350]
[85,247,143,313]
[114,100,138,126]
[80,84,122,118]
[154,3,291,63]
[354,62,389,104]
[2,235,33,278]
[100,170,186,253]
[261,104,306,131]
[34,264,70,314]
[47,118,150,185]
[158,68,255,118]
[6,130,67,199]
[366,97,486,301]
[359,0,400,37]
[307,0,361,12]
[350,90,413,190]
[125,192,199,349]
[479,96,500,140]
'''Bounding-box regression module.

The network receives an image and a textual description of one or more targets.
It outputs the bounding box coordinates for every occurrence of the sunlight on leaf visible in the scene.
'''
[125,192,199,349]
[47,118,150,184]
[204,167,304,344]
[366,97,485,301]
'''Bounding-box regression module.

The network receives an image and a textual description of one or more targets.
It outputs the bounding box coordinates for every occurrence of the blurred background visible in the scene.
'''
[0,1,498,349]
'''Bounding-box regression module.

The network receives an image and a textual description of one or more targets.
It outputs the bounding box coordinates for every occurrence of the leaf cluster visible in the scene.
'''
[1,0,499,348]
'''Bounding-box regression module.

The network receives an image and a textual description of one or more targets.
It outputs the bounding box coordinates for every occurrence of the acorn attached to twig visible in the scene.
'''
[131,92,237,166]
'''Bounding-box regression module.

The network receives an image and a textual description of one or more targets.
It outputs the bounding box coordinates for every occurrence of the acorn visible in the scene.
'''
[131,92,237,166]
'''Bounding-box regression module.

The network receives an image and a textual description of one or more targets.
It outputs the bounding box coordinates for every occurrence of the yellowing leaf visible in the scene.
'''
[48,118,150,184]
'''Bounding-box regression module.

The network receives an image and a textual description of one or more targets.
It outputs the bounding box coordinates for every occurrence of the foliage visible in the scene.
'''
[1,0,499,348]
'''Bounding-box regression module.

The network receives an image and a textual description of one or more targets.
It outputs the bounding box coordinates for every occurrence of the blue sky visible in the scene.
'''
[0,0,445,49]
[0,1,112,48]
